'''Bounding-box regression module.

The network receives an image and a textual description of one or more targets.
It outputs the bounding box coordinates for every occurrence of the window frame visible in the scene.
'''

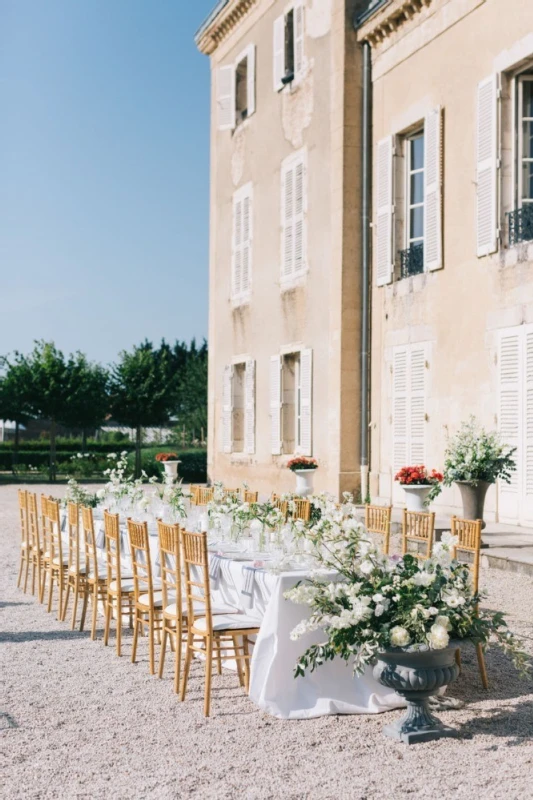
[517,74,533,208]
[405,129,425,250]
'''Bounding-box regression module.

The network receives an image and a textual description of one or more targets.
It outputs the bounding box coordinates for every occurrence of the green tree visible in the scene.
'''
[0,356,34,460]
[109,342,178,477]
[60,356,110,451]
[175,341,208,439]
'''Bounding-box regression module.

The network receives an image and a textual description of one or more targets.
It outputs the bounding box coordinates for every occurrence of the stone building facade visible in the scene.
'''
[197,0,533,525]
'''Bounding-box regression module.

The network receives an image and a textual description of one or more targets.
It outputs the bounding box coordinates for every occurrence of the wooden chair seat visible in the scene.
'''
[192,613,260,633]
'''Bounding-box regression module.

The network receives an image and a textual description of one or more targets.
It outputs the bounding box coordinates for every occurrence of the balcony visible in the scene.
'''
[508,204,533,247]
[399,243,424,279]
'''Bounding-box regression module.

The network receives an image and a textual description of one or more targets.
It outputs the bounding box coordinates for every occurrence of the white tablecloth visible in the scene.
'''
[61,512,403,720]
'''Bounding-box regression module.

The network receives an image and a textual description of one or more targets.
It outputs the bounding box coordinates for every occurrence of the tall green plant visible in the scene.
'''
[109,342,178,477]
[0,356,34,460]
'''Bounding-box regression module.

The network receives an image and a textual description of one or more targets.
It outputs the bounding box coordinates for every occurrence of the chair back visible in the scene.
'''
[18,489,29,548]
[66,503,83,575]
[40,494,51,556]
[27,492,42,555]
[127,519,154,605]
[81,506,99,578]
[451,516,482,592]
[46,498,64,566]
[104,510,123,591]
[189,485,200,504]
[271,494,288,519]
[181,530,212,629]
[401,509,435,560]
[243,490,258,503]
[365,504,392,555]
[157,521,181,614]
[223,488,241,500]
[195,487,214,506]
[292,499,311,522]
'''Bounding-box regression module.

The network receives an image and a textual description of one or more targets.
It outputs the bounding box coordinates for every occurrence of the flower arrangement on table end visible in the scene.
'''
[287,457,318,472]
[285,526,529,679]
[155,452,179,463]
[394,465,443,504]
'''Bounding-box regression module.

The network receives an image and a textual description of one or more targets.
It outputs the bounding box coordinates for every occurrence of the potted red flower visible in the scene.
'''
[287,457,318,497]
[394,465,443,511]
[155,452,181,481]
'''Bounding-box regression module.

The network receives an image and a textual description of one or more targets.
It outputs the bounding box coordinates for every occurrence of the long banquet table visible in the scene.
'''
[62,510,404,720]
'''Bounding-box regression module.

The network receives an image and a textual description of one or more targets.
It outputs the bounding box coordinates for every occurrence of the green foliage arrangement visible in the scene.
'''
[443,417,517,486]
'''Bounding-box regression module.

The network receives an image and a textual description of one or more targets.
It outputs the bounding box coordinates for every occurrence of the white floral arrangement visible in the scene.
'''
[285,523,528,678]
[97,452,146,507]
[64,477,99,508]
[443,416,516,486]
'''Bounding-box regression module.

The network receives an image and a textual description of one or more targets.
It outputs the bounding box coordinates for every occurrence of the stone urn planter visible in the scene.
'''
[455,480,491,529]
[402,484,432,512]
[293,469,316,498]
[163,460,181,481]
[373,647,460,744]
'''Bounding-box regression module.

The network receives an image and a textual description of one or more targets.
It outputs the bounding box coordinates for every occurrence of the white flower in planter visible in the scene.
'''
[441,588,466,608]
[435,615,452,631]
[427,623,450,649]
[390,626,411,647]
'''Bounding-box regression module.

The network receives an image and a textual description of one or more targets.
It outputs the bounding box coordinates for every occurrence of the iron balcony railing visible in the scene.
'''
[399,243,424,279]
[508,204,533,247]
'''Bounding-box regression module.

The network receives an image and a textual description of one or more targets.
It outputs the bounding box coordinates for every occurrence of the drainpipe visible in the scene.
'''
[360,40,372,504]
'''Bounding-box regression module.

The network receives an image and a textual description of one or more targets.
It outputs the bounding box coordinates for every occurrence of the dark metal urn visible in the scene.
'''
[455,480,491,529]
[373,647,460,745]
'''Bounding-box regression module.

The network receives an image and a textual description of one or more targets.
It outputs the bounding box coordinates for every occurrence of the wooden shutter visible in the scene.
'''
[299,349,313,456]
[281,160,294,278]
[232,185,252,299]
[244,359,256,455]
[242,187,252,295]
[392,347,409,477]
[273,15,285,91]
[294,2,305,76]
[294,158,306,274]
[270,355,282,455]
[409,345,427,465]
[498,329,521,521]
[524,326,533,523]
[246,44,256,117]
[222,365,233,454]
[424,107,443,271]
[376,136,394,286]
[476,74,499,257]
[217,65,235,131]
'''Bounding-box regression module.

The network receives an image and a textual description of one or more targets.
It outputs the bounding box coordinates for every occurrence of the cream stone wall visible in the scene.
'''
[361,0,533,523]
[203,0,364,498]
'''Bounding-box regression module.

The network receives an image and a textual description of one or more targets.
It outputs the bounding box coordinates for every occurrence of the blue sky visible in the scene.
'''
[0,0,215,365]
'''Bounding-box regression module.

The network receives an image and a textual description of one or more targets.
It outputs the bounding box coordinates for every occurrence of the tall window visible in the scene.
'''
[519,76,533,207]
[273,2,305,91]
[217,45,256,132]
[406,132,425,250]
[281,353,301,454]
[231,364,246,453]
[270,349,312,456]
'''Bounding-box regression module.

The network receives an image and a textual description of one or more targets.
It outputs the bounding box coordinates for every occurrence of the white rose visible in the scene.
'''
[427,623,450,649]
[428,606,439,616]
[435,615,451,631]
[372,593,384,603]
[359,560,374,575]
[413,571,435,587]
[374,604,386,617]
[390,626,411,647]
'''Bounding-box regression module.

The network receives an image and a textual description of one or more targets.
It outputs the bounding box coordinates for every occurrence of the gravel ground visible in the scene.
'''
[2,484,533,800]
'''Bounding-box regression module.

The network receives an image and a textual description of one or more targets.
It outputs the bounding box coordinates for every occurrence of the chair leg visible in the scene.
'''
[242,635,251,693]
[71,583,80,630]
[159,626,168,679]
[47,570,54,613]
[80,587,88,631]
[131,612,140,664]
[216,640,222,675]
[116,598,122,657]
[173,625,182,695]
[39,566,47,604]
[23,554,30,593]
[104,594,112,647]
[476,643,489,690]
[57,572,64,621]
[31,561,37,596]
[204,635,213,717]
[148,610,155,675]
[90,588,98,640]
[17,551,25,588]
[179,631,194,701]
[232,635,245,688]
[61,582,71,622]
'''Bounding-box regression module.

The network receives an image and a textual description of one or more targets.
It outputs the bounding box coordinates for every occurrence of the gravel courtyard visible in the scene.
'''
[2,484,533,800]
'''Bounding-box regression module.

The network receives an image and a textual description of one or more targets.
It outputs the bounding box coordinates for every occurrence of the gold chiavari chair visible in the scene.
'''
[27,492,44,598]
[195,487,214,506]
[189,485,200,504]
[451,516,488,689]
[365,504,392,555]
[128,519,164,675]
[39,494,52,604]
[243,490,258,503]
[158,521,184,693]
[271,494,288,519]
[292,499,311,522]
[401,509,435,560]
[180,530,260,717]
[17,489,30,592]
[61,502,89,630]
[81,506,107,640]
[223,488,241,500]
[44,498,69,620]
[103,511,135,656]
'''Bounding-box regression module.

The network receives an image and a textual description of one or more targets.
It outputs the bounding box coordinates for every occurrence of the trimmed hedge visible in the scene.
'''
[133,448,207,483]
[0,441,135,454]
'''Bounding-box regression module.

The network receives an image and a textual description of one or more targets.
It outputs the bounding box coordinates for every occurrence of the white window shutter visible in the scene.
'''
[376,135,394,286]
[424,107,443,271]
[392,347,409,476]
[232,197,243,297]
[476,74,499,257]
[294,2,305,76]
[281,161,294,278]
[294,159,306,274]
[498,330,521,521]
[217,65,235,131]
[246,44,256,117]
[273,15,285,91]
[299,348,313,456]
[524,327,533,522]
[270,355,282,455]
[222,365,233,454]
[244,359,256,455]
[409,345,427,465]
[242,189,252,295]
